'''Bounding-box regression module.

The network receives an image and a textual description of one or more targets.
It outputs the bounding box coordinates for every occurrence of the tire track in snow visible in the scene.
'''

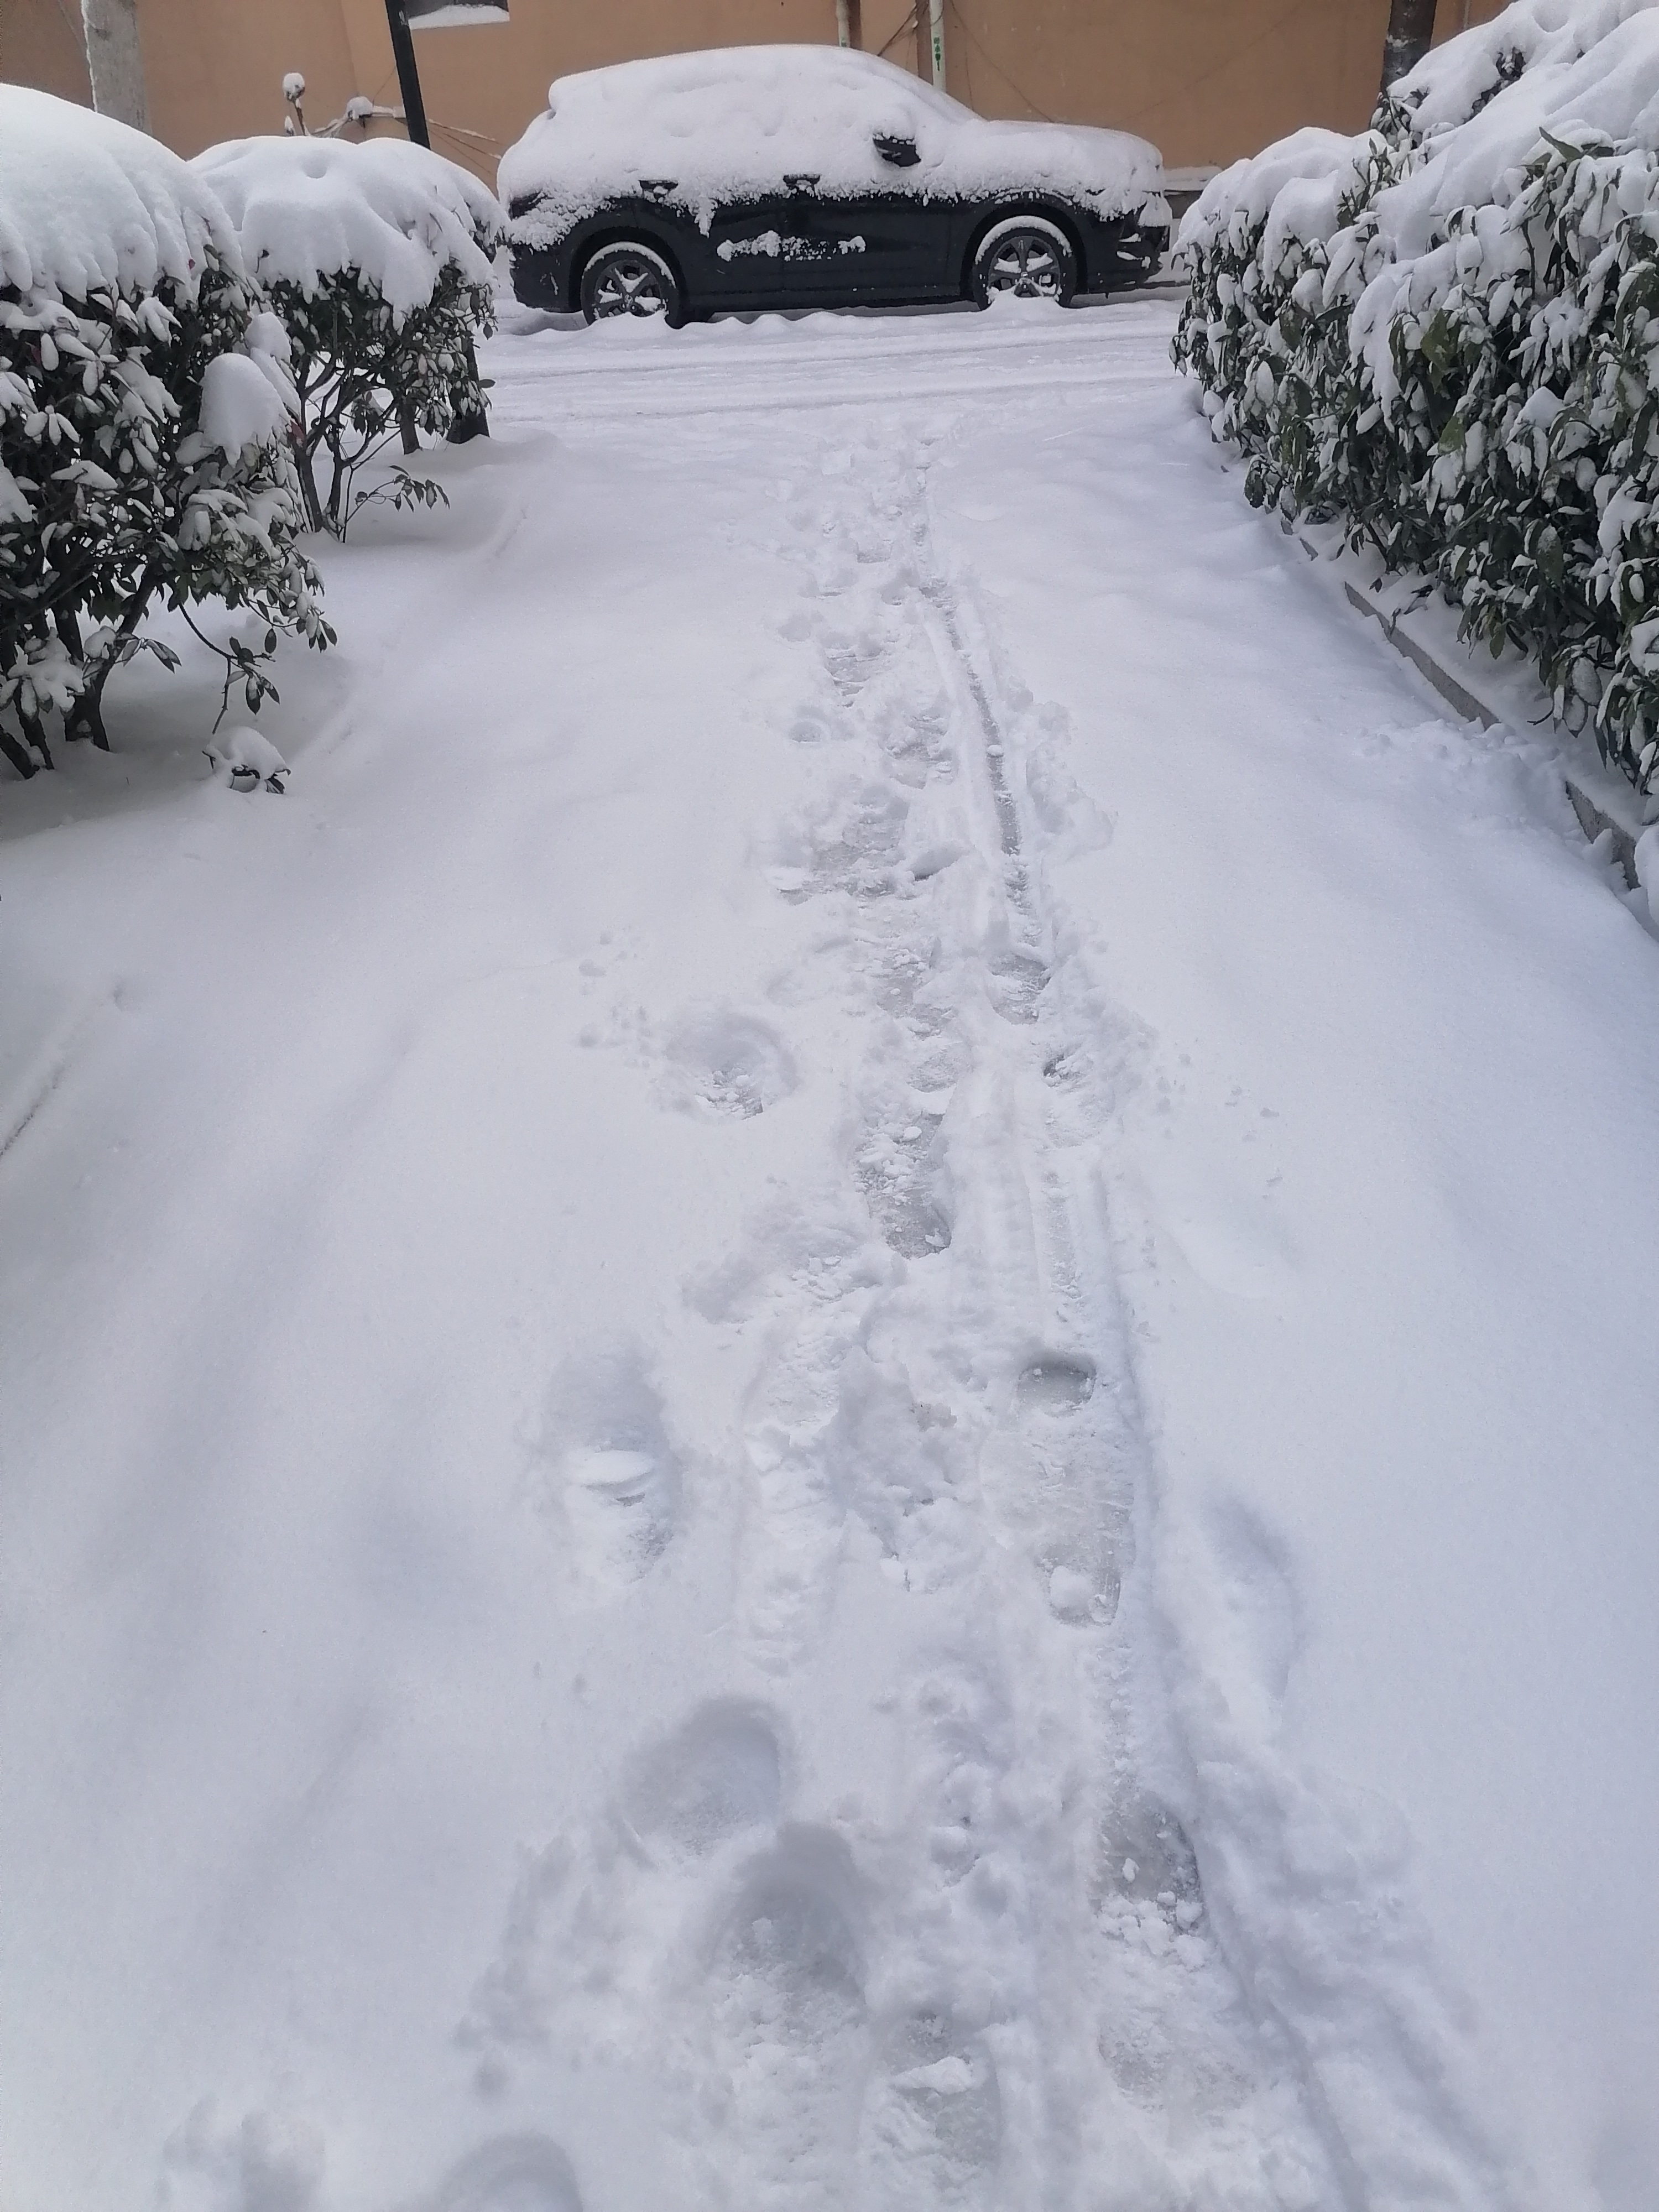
[895,457,1356,2211]
[898,418,1519,2212]
[655,408,1351,2207]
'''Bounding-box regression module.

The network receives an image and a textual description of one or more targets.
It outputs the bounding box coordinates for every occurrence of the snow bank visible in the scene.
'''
[0,85,239,304]
[192,136,504,319]
[499,46,1163,242]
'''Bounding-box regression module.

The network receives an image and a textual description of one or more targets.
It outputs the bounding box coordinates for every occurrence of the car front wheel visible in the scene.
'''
[580,241,684,326]
[971,217,1077,308]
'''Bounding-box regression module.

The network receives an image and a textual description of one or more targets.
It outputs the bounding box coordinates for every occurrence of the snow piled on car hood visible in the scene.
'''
[193,135,504,319]
[498,46,1164,242]
[0,85,240,302]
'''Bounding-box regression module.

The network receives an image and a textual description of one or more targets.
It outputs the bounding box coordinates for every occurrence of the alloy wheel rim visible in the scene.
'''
[594,260,669,317]
[987,234,1062,297]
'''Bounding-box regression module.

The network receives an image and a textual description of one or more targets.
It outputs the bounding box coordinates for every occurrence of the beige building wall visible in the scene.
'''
[1,0,93,103]
[5,0,1514,184]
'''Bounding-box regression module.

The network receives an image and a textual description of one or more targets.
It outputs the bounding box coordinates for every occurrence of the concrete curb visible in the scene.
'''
[1285,521,1646,890]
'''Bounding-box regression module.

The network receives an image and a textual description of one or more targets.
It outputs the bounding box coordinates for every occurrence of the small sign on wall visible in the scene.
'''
[406,1,509,24]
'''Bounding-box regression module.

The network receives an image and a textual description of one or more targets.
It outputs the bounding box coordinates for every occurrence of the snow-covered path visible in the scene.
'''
[3,301,1656,2212]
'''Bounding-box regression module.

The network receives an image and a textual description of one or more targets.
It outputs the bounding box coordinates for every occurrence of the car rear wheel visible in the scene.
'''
[580,241,683,326]
[971,217,1076,308]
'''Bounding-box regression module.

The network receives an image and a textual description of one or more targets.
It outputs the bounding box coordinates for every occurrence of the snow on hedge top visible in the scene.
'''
[1181,0,1659,264]
[192,136,504,319]
[1177,126,1372,261]
[0,86,240,305]
[1394,0,1659,142]
[498,46,1164,241]
[1385,0,1659,246]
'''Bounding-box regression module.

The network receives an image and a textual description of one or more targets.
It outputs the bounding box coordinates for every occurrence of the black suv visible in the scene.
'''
[499,46,1170,324]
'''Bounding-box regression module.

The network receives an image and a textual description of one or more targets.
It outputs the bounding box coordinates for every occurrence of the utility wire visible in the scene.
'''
[0,0,90,73]
[430,116,508,154]
[876,6,918,64]
[1117,0,1324,128]
[944,2,1056,121]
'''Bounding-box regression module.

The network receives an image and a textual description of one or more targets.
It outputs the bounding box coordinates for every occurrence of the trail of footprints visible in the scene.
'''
[467,422,1337,2211]
[458,1695,1011,2212]
[188,426,1334,2212]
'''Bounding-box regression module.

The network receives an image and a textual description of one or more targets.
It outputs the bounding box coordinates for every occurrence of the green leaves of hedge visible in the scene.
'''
[1175,126,1659,795]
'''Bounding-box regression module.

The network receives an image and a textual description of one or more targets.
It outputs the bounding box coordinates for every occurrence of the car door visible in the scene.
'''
[783,132,953,306]
[703,188,806,307]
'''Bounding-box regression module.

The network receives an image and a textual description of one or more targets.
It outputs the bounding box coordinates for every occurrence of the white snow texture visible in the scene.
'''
[192,134,504,318]
[0,84,240,302]
[4,74,1659,2212]
[197,351,291,460]
[498,45,1164,243]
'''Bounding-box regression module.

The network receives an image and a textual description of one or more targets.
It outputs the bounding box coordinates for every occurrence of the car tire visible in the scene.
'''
[579,241,684,326]
[970,217,1077,308]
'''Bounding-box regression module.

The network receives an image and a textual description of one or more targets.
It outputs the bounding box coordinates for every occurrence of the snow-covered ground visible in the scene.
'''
[2,297,1656,2212]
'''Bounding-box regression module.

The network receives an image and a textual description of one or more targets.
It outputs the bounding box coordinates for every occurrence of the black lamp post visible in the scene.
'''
[383,0,489,443]
[383,1,430,148]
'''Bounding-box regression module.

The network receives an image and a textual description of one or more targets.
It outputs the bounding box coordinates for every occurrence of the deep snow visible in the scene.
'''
[1,298,1656,2212]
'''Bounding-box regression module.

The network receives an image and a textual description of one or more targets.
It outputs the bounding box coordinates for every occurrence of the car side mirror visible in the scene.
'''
[874,132,920,169]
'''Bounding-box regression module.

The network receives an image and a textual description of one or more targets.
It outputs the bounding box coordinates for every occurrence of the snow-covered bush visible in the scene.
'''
[1,89,328,780]
[194,137,505,534]
[1174,0,1659,794]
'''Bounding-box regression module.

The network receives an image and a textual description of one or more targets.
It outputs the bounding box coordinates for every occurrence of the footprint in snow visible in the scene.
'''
[977,1356,1131,1626]
[819,627,888,701]
[786,704,848,746]
[533,1348,681,1592]
[621,1700,786,1860]
[159,2100,321,2212]
[1094,1792,1205,1932]
[986,950,1049,1026]
[701,1828,870,2210]
[659,1011,797,1120]
[1015,1354,1095,1414]
[766,782,911,905]
[859,2010,1003,2210]
[856,1120,952,1260]
[428,2135,583,2212]
[459,1710,789,2093]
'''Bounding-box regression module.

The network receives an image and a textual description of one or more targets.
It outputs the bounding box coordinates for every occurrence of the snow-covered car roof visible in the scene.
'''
[498,45,1164,243]
[0,85,241,304]
[192,135,503,320]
